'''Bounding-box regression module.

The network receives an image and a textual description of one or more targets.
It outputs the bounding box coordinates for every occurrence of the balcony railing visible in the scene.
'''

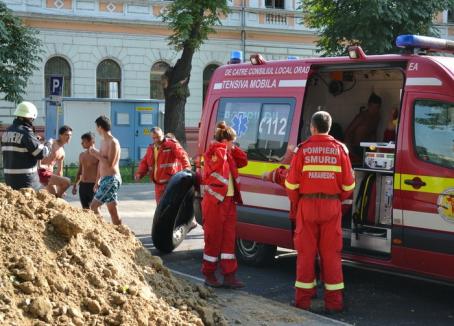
[265,13,287,25]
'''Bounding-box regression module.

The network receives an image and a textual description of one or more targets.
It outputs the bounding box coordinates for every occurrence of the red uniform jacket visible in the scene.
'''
[135,137,191,184]
[202,141,248,204]
[285,134,355,218]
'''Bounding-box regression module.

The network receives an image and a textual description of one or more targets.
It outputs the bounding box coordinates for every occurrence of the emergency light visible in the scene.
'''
[229,50,243,64]
[396,34,454,52]
[287,55,299,60]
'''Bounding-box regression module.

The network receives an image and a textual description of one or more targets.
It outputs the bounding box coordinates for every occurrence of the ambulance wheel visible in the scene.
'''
[152,170,196,253]
[193,194,203,225]
[235,239,277,266]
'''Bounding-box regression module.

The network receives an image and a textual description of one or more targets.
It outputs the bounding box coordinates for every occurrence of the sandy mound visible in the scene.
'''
[0,183,225,325]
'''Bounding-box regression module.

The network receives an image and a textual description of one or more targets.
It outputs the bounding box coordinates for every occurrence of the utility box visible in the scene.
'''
[45,98,164,165]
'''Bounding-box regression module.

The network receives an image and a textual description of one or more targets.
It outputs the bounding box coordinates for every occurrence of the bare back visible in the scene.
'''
[80,151,99,183]
[99,134,120,178]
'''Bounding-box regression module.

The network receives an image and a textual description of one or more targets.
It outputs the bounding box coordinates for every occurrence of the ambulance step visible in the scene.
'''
[351,226,391,254]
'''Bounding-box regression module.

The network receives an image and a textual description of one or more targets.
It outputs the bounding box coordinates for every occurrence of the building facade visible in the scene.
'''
[1,1,454,129]
[1,0,319,128]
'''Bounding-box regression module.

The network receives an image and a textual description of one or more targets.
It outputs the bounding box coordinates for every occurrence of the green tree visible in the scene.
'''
[301,0,454,55]
[0,1,43,103]
[161,0,229,146]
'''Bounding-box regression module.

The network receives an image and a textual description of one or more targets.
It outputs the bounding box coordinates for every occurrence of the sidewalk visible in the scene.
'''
[68,183,349,325]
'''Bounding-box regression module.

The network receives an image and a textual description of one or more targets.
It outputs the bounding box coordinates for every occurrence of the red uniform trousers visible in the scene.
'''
[294,197,344,311]
[201,196,237,276]
[154,183,166,204]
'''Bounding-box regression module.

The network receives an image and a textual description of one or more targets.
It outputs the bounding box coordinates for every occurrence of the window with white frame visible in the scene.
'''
[97,59,121,99]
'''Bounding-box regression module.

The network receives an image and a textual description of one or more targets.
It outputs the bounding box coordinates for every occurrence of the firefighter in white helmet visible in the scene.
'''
[1,101,53,190]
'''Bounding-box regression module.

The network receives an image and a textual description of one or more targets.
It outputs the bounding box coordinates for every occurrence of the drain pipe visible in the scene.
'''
[241,0,246,61]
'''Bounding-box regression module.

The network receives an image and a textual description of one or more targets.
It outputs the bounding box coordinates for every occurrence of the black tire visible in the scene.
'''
[151,170,196,253]
[193,193,202,225]
[235,238,277,266]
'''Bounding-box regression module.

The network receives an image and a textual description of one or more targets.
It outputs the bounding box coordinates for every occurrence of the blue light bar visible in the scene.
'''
[396,34,454,52]
[230,50,243,62]
[287,55,299,60]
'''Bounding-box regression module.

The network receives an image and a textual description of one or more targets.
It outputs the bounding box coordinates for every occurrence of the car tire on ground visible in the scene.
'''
[151,170,196,253]
[235,238,277,266]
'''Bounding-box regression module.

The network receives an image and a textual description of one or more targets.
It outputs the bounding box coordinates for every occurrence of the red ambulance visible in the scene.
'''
[195,35,454,283]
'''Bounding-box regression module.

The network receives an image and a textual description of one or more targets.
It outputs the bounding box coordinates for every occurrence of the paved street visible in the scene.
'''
[69,183,454,325]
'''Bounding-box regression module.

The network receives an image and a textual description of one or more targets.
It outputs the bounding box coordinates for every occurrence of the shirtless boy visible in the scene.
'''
[38,125,72,197]
[72,132,99,209]
[89,116,122,225]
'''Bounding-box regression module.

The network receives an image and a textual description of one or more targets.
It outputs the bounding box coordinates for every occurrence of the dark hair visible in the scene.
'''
[58,125,72,135]
[311,111,332,133]
[368,92,382,106]
[81,132,94,141]
[214,121,237,142]
[95,115,111,131]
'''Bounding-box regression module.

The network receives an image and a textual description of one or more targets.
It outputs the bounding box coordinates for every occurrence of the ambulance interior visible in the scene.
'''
[300,65,405,255]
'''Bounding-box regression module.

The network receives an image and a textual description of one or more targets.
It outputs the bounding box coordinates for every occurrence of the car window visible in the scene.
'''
[414,99,454,169]
[217,98,295,162]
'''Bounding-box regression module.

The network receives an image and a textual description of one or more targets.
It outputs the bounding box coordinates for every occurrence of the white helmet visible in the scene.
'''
[14,101,38,119]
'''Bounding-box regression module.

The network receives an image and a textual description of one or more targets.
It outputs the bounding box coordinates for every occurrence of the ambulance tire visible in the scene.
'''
[235,239,277,267]
[151,170,195,253]
[193,195,202,225]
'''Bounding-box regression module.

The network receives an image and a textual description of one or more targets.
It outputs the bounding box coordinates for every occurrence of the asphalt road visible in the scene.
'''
[69,184,454,326]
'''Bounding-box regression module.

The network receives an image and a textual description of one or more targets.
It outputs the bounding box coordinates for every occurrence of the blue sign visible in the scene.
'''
[231,113,248,138]
[50,76,63,96]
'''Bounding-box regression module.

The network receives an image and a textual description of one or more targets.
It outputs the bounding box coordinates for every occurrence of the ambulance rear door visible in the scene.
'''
[394,91,454,277]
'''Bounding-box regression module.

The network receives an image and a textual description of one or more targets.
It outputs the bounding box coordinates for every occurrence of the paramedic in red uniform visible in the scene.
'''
[285,111,355,312]
[201,121,248,288]
[134,127,191,203]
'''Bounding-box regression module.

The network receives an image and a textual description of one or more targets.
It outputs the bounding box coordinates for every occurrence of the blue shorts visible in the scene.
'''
[94,175,122,204]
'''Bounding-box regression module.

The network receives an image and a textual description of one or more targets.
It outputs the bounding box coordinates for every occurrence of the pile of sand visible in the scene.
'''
[0,183,225,325]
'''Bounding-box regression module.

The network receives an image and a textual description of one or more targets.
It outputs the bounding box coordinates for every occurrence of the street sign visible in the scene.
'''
[49,76,64,138]
[50,76,63,96]
[49,76,63,104]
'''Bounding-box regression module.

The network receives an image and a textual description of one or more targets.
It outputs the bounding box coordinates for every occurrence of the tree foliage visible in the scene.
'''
[0,1,43,103]
[301,0,454,55]
[160,0,229,145]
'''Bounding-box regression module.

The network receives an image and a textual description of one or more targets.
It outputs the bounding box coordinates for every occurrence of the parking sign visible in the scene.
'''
[49,76,63,103]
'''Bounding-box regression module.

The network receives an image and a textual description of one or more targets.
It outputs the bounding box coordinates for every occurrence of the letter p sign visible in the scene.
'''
[50,76,64,96]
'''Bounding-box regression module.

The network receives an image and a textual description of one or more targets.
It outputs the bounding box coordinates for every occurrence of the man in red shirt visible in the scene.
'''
[134,127,191,203]
[285,111,355,312]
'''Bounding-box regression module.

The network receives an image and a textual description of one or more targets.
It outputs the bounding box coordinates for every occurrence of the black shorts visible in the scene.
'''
[79,182,95,209]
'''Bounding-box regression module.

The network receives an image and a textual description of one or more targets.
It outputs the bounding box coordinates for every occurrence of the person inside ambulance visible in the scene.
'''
[285,111,355,313]
[344,92,382,164]
[134,127,191,203]
[1,102,54,190]
[383,107,399,142]
[201,121,248,288]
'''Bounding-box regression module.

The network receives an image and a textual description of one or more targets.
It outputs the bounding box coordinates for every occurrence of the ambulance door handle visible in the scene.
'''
[404,177,426,189]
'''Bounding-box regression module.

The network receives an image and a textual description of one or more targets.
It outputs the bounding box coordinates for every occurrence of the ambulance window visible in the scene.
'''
[217,98,295,162]
[414,100,454,169]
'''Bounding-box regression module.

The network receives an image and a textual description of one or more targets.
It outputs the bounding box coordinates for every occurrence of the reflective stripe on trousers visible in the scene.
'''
[295,280,317,289]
